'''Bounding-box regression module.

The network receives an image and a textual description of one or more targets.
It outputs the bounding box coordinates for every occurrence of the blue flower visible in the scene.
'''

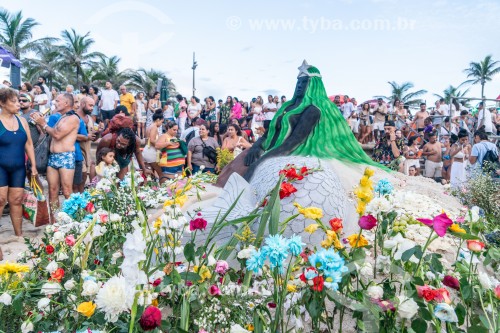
[261,235,290,271]
[374,179,393,196]
[287,234,305,256]
[246,249,265,273]
[307,248,347,290]
[304,268,318,280]
[434,303,458,322]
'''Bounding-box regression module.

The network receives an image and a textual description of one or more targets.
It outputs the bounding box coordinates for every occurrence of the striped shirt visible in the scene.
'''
[162,142,185,168]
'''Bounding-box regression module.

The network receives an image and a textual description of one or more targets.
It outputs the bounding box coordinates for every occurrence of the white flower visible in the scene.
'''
[237,245,256,259]
[426,271,436,280]
[111,251,123,264]
[465,206,480,223]
[57,252,69,261]
[52,231,65,243]
[95,275,134,323]
[367,285,384,300]
[397,295,419,319]
[478,272,492,290]
[81,280,101,296]
[46,261,58,273]
[230,323,251,333]
[384,233,406,250]
[64,279,76,290]
[21,321,34,333]
[109,213,122,222]
[358,262,373,283]
[0,292,12,305]
[366,197,391,215]
[376,255,391,274]
[37,297,51,310]
[41,282,62,295]
[207,255,217,266]
[122,229,147,264]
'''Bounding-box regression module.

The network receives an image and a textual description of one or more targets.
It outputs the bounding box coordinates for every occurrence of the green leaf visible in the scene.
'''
[179,272,200,282]
[183,242,195,262]
[171,269,182,285]
[449,231,480,240]
[12,291,24,315]
[401,246,416,261]
[418,306,433,321]
[411,318,427,333]
[456,303,466,325]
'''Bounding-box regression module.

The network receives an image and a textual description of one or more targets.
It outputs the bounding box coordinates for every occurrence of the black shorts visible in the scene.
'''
[101,110,115,121]
[73,161,83,185]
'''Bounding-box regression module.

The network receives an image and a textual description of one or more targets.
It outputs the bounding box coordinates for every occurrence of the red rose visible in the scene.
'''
[189,218,208,231]
[300,166,309,175]
[152,278,162,287]
[139,306,162,331]
[45,245,55,255]
[329,218,343,233]
[50,268,65,282]
[279,182,297,200]
[467,240,485,252]
[442,275,460,290]
[358,214,377,230]
[416,285,436,302]
[267,302,277,308]
[310,275,324,292]
[85,202,95,213]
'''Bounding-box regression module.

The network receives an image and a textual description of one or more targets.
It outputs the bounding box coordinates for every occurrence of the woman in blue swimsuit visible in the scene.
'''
[0,88,37,238]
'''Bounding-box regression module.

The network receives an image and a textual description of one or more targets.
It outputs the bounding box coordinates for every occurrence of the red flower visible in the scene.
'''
[358,215,377,230]
[442,275,460,290]
[494,285,500,300]
[300,248,313,262]
[50,268,65,282]
[94,258,101,265]
[65,235,76,247]
[329,218,343,233]
[189,218,207,231]
[45,245,55,255]
[466,240,485,252]
[279,182,297,200]
[299,267,324,291]
[85,202,95,213]
[261,198,268,207]
[139,306,162,331]
[375,299,395,312]
[208,285,221,296]
[416,285,436,302]
[300,166,309,175]
[310,275,324,291]
[152,278,162,287]
[267,302,277,308]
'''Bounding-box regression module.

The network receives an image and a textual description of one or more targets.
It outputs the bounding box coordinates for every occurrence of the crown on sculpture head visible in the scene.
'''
[297,60,322,78]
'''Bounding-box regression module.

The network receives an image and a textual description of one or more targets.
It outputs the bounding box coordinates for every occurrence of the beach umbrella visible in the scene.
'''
[160,79,168,108]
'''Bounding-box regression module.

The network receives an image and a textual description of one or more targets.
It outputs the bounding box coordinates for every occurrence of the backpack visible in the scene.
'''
[481,144,499,174]
[185,129,196,145]
[201,140,218,164]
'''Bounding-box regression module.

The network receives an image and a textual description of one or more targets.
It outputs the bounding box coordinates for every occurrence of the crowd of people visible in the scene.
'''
[0,78,499,251]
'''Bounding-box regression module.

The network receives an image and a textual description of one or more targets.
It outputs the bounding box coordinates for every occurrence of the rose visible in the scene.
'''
[52,231,65,243]
[0,293,12,305]
[46,261,58,273]
[416,285,436,302]
[20,321,34,333]
[81,280,100,296]
[329,218,343,232]
[442,275,460,290]
[50,268,65,282]
[77,301,96,318]
[64,279,76,290]
[478,272,492,290]
[189,217,208,231]
[139,306,162,331]
[467,240,485,252]
[45,244,55,254]
[37,297,51,311]
[237,246,256,259]
[494,285,500,300]
[215,260,229,275]
[358,215,377,230]
[41,282,62,295]
[65,235,76,247]
[367,285,384,300]
[209,285,221,296]
[85,202,95,213]
[279,182,297,199]
[397,296,419,319]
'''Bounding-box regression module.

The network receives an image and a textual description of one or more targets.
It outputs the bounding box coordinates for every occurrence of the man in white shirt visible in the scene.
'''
[37,76,52,103]
[476,102,493,134]
[263,95,277,121]
[432,98,449,127]
[99,81,120,125]
[341,95,355,121]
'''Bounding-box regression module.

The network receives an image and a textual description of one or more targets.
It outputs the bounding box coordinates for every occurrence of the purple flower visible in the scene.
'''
[358,215,377,230]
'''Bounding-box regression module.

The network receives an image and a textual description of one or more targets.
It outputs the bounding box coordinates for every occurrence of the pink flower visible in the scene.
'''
[467,240,485,252]
[208,285,221,296]
[494,285,500,300]
[139,306,161,331]
[358,215,377,230]
[65,235,76,247]
[189,218,208,231]
[215,260,229,275]
[99,213,109,223]
[198,330,208,333]
[417,213,453,237]
[442,275,460,290]
[85,202,95,213]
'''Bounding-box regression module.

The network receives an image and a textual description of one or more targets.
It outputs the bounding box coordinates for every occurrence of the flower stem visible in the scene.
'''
[414,230,436,275]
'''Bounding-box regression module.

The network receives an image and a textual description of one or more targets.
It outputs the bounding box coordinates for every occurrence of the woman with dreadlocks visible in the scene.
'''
[244,61,381,180]
[96,127,152,179]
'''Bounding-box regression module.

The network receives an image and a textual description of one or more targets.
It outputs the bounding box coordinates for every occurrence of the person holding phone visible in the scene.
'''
[372,120,405,167]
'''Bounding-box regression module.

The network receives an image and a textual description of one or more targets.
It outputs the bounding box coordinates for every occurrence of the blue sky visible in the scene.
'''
[2,0,500,104]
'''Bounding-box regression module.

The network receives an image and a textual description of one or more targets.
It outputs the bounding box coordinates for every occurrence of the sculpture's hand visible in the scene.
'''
[244,145,263,166]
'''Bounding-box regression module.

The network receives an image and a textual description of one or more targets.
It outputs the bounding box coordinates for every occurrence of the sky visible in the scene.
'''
[2,0,500,105]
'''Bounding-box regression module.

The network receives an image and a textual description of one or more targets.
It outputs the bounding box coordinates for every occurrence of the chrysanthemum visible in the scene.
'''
[95,275,134,322]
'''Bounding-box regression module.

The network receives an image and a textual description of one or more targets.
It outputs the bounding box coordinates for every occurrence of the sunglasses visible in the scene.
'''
[19,99,29,102]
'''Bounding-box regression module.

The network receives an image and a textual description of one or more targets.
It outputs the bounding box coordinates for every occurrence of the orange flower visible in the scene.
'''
[466,240,485,253]
[50,268,65,282]
[329,218,343,233]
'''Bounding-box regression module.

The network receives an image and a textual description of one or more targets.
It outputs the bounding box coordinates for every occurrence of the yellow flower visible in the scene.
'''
[294,202,323,220]
[321,238,333,248]
[449,224,466,234]
[356,201,367,215]
[346,234,369,248]
[354,187,373,202]
[163,194,188,208]
[0,262,30,275]
[153,218,162,229]
[154,248,159,255]
[326,230,344,250]
[194,265,212,282]
[151,298,159,307]
[359,176,372,187]
[364,167,375,177]
[246,323,255,331]
[77,301,96,318]
[304,223,320,234]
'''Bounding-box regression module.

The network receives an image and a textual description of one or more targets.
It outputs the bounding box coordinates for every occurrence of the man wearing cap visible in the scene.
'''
[373,98,387,141]
[372,120,404,167]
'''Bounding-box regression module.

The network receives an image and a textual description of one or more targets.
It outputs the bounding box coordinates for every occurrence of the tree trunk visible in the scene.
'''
[481,82,485,99]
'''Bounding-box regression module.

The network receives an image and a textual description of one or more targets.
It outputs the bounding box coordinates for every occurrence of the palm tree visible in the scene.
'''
[124,68,176,97]
[0,9,56,59]
[463,55,500,98]
[90,55,126,85]
[23,40,63,89]
[433,84,469,103]
[375,81,427,106]
[59,28,104,86]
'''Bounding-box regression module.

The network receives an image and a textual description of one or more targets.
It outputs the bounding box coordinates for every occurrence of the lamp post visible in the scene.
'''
[192,52,198,97]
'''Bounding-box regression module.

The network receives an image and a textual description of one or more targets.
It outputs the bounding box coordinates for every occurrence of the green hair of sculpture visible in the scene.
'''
[264,66,382,168]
